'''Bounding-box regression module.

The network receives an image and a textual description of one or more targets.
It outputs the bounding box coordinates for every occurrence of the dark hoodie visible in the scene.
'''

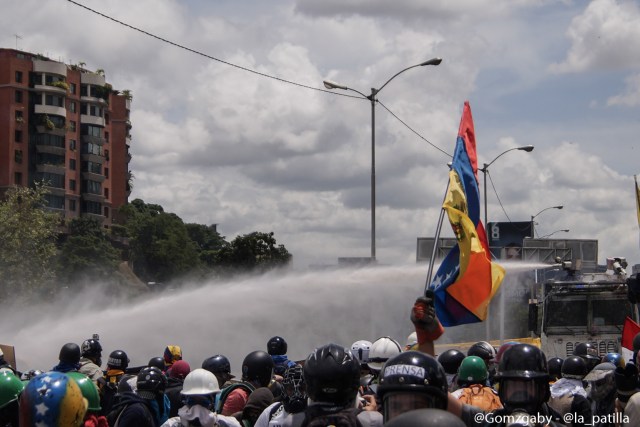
[106,391,156,427]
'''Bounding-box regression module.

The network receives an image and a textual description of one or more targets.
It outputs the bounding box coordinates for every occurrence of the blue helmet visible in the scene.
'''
[19,371,87,427]
[602,352,624,368]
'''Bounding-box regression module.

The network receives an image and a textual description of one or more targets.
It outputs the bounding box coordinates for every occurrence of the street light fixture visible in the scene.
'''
[479,145,535,243]
[540,229,570,239]
[531,205,563,237]
[323,57,442,261]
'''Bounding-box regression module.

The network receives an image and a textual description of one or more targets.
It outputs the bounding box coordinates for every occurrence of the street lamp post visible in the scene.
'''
[478,145,533,343]
[531,205,564,237]
[540,229,570,239]
[323,57,442,261]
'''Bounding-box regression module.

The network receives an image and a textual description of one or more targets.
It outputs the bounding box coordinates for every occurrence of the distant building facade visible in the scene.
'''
[0,48,132,226]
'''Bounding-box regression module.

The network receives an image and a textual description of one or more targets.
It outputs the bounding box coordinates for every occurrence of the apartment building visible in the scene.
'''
[0,48,132,227]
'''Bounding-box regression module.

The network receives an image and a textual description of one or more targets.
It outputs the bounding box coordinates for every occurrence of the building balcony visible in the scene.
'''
[80,114,105,126]
[80,153,105,164]
[81,134,106,145]
[36,144,66,156]
[36,164,66,175]
[33,59,67,76]
[42,186,66,196]
[35,125,66,136]
[83,212,106,223]
[81,192,105,203]
[34,104,66,118]
[80,95,108,107]
[34,84,67,95]
[81,171,106,182]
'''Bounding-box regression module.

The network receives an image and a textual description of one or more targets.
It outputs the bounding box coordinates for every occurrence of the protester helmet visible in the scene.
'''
[350,340,372,366]
[80,339,102,359]
[137,367,167,399]
[602,352,624,368]
[107,350,129,370]
[168,360,191,380]
[282,364,307,413]
[267,336,288,356]
[405,332,418,351]
[495,342,520,364]
[383,408,466,427]
[378,350,448,421]
[303,343,360,406]
[164,345,182,367]
[368,336,402,371]
[0,371,24,409]
[242,351,274,387]
[547,357,564,381]
[574,342,600,371]
[19,371,87,427]
[66,372,101,413]
[182,368,220,395]
[495,344,550,414]
[437,349,465,375]
[148,356,165,371]
[467,341,497,364]
[457,356,488,387]
[561,356,588,380]
[58,343,81,365]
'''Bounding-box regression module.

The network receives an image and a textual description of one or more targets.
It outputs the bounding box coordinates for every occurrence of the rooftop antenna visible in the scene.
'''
[13,34,22,50]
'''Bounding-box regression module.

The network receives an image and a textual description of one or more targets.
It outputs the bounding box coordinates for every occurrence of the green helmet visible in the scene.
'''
[66,372,101,412]
[0,370,25,409]
[457,356,488,386]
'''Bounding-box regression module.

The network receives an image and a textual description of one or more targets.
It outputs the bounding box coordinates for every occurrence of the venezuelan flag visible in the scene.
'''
[430,102,505,326]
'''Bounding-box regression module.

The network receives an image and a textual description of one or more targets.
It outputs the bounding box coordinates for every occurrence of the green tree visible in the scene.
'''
[121,199,200,282]
[57,216,122,285]
[185,223,228,267]
[218,231,291,272]
[0,185,59,300]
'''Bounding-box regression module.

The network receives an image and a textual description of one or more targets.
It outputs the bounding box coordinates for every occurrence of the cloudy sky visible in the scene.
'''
[3,0,640,269]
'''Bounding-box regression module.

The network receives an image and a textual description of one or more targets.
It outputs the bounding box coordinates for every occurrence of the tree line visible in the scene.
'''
[0,185,291,302]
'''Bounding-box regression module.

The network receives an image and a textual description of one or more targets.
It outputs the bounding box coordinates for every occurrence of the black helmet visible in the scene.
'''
[81,339,102,358]
[267,336,288,356]
[574,342,600,371]
[467,341,497,363]
[496,344,549,414]
[378,351,448,421]
[437,349,465,375]
[107,350,129,370]
[59,343,81,364]
[202,355,231,374]
[148,356,165,371]
[547,357,563,381]
[383,408,466,427]
[561,356,588,380]
[137,367,167,399]
[303,343,360,406]
[242,351,274,387]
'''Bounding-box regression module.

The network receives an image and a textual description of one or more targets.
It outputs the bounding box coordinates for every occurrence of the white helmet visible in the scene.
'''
[351,340,372,364]
[405,332,418,350]
[367,336,402,371]
[181,368,220,395]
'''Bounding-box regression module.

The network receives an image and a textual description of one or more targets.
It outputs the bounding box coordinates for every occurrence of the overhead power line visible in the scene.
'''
[66,0,449,156]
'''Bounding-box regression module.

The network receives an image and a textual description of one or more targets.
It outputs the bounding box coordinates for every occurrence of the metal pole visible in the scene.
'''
[425,189,449,294]
[370,89,377,262]
[483,164,491,341]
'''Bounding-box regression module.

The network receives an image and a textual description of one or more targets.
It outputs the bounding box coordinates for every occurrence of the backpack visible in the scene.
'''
[457,384,503,412]
[215,382,255,413]
[301,405,363,427]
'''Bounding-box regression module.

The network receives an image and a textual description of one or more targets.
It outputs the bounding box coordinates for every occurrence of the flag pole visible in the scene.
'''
[424,177,451,296]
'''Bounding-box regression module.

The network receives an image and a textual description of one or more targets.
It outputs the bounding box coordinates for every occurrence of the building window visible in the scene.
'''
[69,139,76,150]
[15,130,22,143]
[45,94,64,107]
[69,179,76,191]
[104,188,109,199]
[69,199,76,211]
[15,71,23,83]
[104,168,109,178]
[104,206,110,218]
[15,110,23,123]
[14,172,22,185]
[69,121,76,132]
[69,159,76,170]
[69,83,76,94]
[69,101,76,113]
[104,131,109,142]
[14,150,22,164]
[15,90,23,103]
[82,200,102,215]
[104,149,109,161]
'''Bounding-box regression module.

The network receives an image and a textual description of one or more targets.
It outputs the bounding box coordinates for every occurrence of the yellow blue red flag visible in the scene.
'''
[429,102,505,326]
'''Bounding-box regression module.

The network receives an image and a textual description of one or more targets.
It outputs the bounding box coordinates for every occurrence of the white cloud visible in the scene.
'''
[607,73,640,106]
